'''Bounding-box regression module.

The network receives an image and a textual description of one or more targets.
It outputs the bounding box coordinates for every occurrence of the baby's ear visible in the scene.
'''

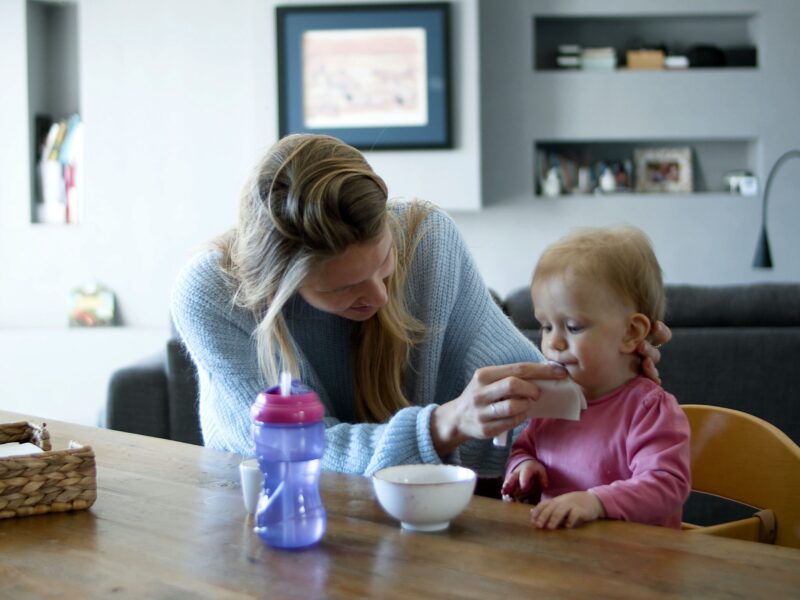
[621,313,651,353]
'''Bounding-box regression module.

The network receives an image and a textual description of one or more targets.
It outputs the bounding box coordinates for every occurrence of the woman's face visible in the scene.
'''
[299,225,395,322]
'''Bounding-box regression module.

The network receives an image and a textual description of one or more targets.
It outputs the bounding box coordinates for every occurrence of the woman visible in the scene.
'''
[171,134,667,477]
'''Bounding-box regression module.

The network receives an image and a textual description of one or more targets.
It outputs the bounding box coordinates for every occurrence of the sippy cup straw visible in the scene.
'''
[279,371,292,396]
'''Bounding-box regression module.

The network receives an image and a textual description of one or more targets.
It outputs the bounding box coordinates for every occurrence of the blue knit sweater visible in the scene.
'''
[171,204,542,477]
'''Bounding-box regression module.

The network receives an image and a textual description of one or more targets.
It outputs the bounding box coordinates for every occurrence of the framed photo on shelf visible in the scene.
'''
[68,282,117,327]
[276,3,452,150]
[634,147,693,193]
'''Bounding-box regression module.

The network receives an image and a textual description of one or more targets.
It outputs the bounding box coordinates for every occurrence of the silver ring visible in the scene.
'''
[490,403,498,417]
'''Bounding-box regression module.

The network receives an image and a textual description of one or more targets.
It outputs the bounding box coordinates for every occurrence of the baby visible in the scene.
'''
[502,225,690,529]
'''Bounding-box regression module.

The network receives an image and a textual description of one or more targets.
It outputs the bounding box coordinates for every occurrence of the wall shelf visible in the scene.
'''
[535,138,756,196]
[26,0,81,225]
[534,13,757,71]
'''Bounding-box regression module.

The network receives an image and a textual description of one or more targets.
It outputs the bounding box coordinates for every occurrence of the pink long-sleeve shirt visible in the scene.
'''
[506,376,691,528]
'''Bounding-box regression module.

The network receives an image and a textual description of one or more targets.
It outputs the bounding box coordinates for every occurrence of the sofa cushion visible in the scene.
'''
[666,284,800,327]
[166,339,202,445]
[505,283,800,329]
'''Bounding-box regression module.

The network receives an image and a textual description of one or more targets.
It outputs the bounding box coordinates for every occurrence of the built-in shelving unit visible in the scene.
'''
[26,0,81,225]
[480,0,766,204]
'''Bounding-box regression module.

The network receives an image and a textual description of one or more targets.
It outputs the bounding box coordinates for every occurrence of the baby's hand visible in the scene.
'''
[529,491,605,529]
[501,459,548,502]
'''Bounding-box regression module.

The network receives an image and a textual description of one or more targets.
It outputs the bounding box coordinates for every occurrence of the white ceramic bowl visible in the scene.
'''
[372,464,477,532]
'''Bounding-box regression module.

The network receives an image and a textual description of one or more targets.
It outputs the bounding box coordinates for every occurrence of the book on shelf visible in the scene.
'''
[35,113,83,225]
[46,119,68,161]
[580,47,617,70]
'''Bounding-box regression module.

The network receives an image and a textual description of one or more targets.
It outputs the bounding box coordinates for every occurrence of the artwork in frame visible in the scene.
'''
[634,147,694,193]
[276,3,452,150]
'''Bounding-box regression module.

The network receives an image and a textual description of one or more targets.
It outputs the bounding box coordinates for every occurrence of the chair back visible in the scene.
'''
[683,404,800,548]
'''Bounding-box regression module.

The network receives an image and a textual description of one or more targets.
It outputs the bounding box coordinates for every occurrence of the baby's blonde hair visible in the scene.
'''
[532,225,665,326]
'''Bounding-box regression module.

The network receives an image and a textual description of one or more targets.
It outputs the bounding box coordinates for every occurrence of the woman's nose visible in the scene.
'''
[361,276,388,307]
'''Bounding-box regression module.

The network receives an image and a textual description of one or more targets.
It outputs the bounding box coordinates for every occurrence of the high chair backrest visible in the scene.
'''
[682,404,800,548]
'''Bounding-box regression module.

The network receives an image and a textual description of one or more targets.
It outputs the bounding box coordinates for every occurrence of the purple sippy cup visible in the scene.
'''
[251,372,326,549]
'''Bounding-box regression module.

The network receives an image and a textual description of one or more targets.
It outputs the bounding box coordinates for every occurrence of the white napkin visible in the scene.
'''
[493,368,587,447]
[0,442,44,457]
[524,377,587,420]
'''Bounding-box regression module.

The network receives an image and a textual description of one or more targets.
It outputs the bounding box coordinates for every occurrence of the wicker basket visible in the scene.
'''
[0,421,97,519]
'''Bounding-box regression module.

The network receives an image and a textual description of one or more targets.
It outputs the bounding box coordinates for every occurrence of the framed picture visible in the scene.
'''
[68,282,116,327]
[276,3,452,150]
[634,147,693,193]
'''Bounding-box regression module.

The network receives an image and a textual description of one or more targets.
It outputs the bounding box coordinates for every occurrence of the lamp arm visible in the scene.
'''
[761,149,800,226]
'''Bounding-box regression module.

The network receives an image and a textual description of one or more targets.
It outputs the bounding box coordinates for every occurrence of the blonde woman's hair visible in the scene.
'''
[214,134,427,423]
[532,225,666,329]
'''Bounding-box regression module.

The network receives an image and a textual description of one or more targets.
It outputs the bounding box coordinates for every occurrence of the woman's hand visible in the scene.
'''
[637,321,672,384]
[430,361,567,457]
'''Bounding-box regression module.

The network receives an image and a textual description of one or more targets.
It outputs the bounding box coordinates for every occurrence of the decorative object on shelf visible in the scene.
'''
[577,166,591,193]
[598,167,617,193]
[724,170,759,196]
[686,45,726,68]
[664,55,689,69]
[68,282,117,327]
[276,3,451,150]
[634,147,693,193]
[752,149,800,269]
[541,167,562,197]
[626,49,664,70]
[580,47,616,70]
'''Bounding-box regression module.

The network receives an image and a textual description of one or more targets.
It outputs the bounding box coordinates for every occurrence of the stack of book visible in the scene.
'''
[580,47,617,70]
[36,113,84,225]
[556,44,581,69]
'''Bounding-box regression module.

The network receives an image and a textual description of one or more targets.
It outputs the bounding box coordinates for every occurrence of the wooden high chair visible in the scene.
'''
[681,404,800,548]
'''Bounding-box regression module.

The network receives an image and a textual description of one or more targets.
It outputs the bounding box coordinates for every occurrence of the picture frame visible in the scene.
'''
[634,147,694,193]
[68,282,117,327]
[276,3,452,150]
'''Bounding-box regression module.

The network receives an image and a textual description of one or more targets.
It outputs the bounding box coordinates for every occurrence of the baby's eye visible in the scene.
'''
[539,324,552,333]
[566,323,584,333]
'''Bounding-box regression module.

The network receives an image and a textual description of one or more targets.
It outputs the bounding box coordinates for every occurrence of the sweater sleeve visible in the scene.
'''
[170,251,263,455]
[321,404,442,474]
[589,389,691,526]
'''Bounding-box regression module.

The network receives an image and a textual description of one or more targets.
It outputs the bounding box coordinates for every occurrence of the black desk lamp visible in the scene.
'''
[753,149,800,268]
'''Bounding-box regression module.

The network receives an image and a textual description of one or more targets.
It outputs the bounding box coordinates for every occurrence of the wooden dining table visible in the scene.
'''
[1,409,799,599]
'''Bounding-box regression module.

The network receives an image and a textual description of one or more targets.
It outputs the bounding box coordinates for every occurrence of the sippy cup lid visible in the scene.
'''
[251,381,325,425]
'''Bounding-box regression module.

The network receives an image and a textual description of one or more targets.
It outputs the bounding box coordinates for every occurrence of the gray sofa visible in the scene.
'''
[106,283,800,521]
